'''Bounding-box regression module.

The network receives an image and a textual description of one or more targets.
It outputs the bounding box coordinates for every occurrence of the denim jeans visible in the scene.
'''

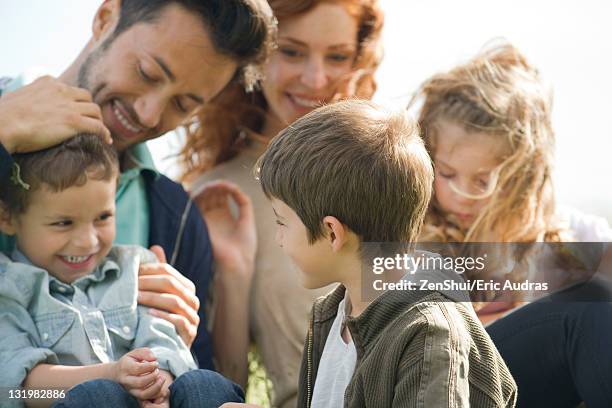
[487,279,612,408]
[52,369,244,408]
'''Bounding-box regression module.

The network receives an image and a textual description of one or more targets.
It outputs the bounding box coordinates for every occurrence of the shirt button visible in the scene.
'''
[42,333,49,341]
[57,286,67,293]
[122,326,131,334]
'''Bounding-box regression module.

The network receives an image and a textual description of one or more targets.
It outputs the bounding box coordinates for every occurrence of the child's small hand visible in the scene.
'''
[139,398,169,408]
[112,348,164,400]
[139,370,173,408]
[139,396,170,408]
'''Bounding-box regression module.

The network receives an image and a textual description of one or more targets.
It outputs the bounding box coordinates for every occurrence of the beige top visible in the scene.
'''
[192,141,333,408]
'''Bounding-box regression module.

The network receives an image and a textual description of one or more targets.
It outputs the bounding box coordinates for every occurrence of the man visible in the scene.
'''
[0,0,274,371]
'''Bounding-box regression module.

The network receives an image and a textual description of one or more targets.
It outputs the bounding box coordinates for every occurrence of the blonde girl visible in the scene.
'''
[411,42,612,408]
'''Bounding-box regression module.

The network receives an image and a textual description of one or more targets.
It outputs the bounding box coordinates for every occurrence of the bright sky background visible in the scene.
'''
[2,0,611,221]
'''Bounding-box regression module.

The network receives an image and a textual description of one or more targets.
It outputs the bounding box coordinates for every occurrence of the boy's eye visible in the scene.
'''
[276,220,285,227]
[51,220,72,227]
[97,212,114,222]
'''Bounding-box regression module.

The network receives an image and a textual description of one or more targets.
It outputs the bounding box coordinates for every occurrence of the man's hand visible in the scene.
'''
[193,180,257,281]
[0,76,112,153]
[138,245,200,347]
[112,348,164,401]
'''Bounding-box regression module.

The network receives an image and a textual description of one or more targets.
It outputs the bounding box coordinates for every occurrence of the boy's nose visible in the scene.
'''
[72,226,99,250]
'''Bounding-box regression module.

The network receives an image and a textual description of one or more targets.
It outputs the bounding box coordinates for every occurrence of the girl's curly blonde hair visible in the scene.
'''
[410,41,567,244]
[179,0,384,183]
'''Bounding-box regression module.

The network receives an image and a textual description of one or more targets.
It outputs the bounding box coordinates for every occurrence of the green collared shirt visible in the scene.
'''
[115,143,159,247]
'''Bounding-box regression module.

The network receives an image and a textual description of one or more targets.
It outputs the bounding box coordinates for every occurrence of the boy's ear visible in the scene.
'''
[92,0,121,41]
[322,216,349,252]
[0,207,17,236]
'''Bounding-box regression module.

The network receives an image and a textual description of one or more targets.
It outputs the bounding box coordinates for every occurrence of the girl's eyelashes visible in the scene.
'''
[275,220,285,226]
[477,178,489,188]
[437,168,455,179]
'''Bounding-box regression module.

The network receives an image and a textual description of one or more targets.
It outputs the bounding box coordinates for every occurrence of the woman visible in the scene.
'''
[181,1,384,407]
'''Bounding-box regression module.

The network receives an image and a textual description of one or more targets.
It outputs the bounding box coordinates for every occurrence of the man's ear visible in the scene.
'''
[92,0,121,41]
[0,207,17,236]
[322,216,350,253]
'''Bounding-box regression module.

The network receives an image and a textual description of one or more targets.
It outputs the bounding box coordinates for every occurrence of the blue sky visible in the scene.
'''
[2,0,611,220]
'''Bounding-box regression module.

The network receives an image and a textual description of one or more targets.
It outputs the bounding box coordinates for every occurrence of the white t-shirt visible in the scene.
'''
[558,206,612,242]
[311,297,357,408]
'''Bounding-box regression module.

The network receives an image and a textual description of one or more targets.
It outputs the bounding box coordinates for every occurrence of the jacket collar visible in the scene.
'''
[312,268,471,357]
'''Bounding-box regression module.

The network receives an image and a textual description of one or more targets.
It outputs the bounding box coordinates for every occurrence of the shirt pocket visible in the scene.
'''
[34,311,75,349]
[104,307,138,353]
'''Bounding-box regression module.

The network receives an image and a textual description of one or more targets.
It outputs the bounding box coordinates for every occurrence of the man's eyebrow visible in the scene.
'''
[154,56,204,105]
[187,93,204,104]
[153,56,176,81]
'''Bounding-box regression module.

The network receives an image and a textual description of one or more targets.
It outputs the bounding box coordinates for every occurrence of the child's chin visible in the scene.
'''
[51,269,95,284]
[300,275,332,290]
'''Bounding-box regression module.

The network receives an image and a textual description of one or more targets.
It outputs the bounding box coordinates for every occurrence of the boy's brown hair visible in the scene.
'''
[0,134,119,216]
[257,99,433,243]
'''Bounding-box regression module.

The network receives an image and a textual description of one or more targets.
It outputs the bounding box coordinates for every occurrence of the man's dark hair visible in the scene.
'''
[112,0,275,88]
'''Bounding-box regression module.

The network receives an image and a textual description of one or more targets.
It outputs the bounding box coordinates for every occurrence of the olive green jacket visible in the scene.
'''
[297,284,517,407]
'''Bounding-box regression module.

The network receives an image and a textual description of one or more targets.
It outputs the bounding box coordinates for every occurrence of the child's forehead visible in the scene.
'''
[433,120,508,168]
[25,179,116,216]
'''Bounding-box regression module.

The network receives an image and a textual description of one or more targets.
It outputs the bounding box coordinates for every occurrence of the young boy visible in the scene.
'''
[0,134,243,407]
[229,100,516,407]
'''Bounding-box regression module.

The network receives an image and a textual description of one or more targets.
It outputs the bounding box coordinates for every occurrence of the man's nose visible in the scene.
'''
[134,94,166,129]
